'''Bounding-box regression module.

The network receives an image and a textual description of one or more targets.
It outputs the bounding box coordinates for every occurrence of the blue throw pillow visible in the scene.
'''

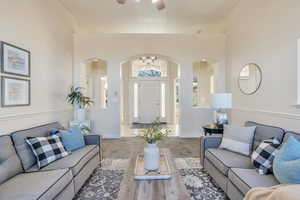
[273,137,300,184]
[60,127,85,152]
[49,128,59,136]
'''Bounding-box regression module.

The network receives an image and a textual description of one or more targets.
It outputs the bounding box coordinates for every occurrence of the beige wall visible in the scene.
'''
[0,0,74,135]
[226,0,300,131]
[74,33,227,138]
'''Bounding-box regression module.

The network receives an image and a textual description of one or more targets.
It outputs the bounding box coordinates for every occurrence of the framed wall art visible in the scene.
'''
[1,76,30,107]
[0,42,30,77]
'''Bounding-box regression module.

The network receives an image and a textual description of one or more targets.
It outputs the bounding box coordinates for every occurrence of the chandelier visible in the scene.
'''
[139,56,158,65]
[116,0,165,10]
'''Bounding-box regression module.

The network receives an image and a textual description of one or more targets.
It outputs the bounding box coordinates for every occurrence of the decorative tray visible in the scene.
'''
[134,154,171,180]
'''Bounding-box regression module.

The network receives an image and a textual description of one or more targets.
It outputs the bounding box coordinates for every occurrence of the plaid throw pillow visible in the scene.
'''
[26,135,69,169]
[251,138,280,175]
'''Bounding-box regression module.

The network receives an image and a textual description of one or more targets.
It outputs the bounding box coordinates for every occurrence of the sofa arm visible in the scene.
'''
[200,136,222,167]
[84,135,102,145]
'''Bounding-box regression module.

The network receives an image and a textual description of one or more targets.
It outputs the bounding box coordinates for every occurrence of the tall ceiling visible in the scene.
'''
[59,0,240,34]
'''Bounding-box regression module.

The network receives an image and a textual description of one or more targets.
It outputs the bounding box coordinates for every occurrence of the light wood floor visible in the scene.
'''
[102,137,200,159]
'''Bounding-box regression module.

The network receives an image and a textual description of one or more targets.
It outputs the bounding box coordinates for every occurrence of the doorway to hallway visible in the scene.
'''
[120,55,180,137]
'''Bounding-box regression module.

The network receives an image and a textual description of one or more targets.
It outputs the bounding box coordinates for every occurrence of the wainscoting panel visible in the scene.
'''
[230,108,300,132]
[0,109,72,135]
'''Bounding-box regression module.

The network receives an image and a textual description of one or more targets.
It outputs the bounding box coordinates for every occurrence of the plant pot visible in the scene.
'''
[144,142,160,171]
[75,108,86,121]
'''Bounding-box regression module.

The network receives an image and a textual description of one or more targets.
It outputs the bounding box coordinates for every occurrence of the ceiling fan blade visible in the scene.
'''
[116,0,127,4]
[156,0,165,10]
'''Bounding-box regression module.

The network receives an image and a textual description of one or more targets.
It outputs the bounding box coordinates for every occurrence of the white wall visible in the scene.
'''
[226,0,300,131]
[0,0,74,135]
[74,33,227,138]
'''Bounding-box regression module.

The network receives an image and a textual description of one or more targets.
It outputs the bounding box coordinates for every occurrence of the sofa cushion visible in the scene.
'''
[245,121,285,151]
[28,145,99,176]
[283,131,300,143]
[220,125,256,156]
[228,168,279,195]
[0,135,23,185]
[0,169,72,200]
[11,122,64,171]
[206,148,253,176]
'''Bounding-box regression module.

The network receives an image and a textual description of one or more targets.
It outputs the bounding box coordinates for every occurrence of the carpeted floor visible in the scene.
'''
[74,158,227,200]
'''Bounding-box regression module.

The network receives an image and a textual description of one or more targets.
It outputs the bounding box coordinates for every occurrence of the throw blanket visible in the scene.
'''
[245,185,300,200]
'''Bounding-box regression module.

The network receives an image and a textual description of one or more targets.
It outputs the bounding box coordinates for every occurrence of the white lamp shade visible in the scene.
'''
[211,93,232,109]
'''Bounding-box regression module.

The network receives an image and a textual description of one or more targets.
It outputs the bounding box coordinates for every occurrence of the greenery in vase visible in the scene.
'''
[66,86,93,109]
[140,119,170,144]
[80,125,92,135]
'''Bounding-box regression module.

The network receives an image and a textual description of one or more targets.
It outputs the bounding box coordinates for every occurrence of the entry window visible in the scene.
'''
[161,82,166,118]
[132,58,167,77]
[210,75,215,94]
[134,83,139,118]
[100,76,108,108]
[192,76,199,107]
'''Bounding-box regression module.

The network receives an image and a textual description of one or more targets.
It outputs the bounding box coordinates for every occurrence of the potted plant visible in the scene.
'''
[140,119,170,171]
[66,86,93,121]
[80,125,92,135]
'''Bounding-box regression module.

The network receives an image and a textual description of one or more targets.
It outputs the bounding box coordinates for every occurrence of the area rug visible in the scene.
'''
[74,158,227,200]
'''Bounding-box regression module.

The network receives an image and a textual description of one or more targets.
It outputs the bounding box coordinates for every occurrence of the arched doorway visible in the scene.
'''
[80,58,108,108]
[120,55,180,137]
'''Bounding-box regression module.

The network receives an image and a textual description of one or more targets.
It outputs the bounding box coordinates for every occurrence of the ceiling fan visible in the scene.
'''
[116,0,165,10]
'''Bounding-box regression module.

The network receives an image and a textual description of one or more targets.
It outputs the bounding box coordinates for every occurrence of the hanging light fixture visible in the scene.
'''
[116,0,165,10]
[116,0,127,4]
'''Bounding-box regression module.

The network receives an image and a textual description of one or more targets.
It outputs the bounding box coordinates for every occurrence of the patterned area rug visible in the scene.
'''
[74,158,227,200]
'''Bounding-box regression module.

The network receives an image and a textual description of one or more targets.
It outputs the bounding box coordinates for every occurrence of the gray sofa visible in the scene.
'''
[0,122,101,200]
[200,121,300,200]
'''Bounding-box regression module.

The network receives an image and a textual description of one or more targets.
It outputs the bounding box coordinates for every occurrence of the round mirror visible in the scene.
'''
[238,63,262,95]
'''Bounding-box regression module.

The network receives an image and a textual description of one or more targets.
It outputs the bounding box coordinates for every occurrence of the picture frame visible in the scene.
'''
[1,76,30,107]
[0,42,30,77]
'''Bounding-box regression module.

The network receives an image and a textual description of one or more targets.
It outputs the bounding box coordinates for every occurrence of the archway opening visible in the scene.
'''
[80,58,108,109]
[120,55,180,137]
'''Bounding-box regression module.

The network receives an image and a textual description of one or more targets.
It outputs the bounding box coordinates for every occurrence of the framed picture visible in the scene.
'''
[0,42,30,77]
[1,76,30,107]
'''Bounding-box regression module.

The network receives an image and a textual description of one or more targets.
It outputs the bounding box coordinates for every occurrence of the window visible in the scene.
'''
[210,75,215,94]
[100,76,108,108]
[192,76,199,107]
[193,61,215,107]
[161,82,166,118]
[240,65,250,79]
[82,59,108,109]
[134,83,139,118]
[132,59,167,77]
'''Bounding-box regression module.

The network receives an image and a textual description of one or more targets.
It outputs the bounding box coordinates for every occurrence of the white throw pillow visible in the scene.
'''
[219,125,256,156]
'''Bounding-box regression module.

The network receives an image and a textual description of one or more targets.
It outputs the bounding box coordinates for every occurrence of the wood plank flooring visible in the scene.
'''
[102,137,200,159]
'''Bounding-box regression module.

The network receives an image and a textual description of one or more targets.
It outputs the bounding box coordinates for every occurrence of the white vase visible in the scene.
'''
[75,108,86,121]
[144,142,160,171]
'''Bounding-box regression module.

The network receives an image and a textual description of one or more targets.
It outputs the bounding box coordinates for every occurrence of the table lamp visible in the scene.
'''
[211,93,232,127]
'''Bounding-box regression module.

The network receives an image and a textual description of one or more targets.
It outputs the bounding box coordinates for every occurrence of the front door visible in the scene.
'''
[138,80,161,123]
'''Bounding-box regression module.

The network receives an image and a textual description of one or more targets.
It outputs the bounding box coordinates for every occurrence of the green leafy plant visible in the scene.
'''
[66,86,93,109]
[140,119,170,144]
[80,125,92,135]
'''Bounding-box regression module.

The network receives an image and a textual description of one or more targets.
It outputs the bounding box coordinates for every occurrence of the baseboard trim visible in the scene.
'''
[232,108,300,121]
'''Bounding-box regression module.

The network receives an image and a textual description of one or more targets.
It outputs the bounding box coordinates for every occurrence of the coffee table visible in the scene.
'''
[118,148,190,200]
